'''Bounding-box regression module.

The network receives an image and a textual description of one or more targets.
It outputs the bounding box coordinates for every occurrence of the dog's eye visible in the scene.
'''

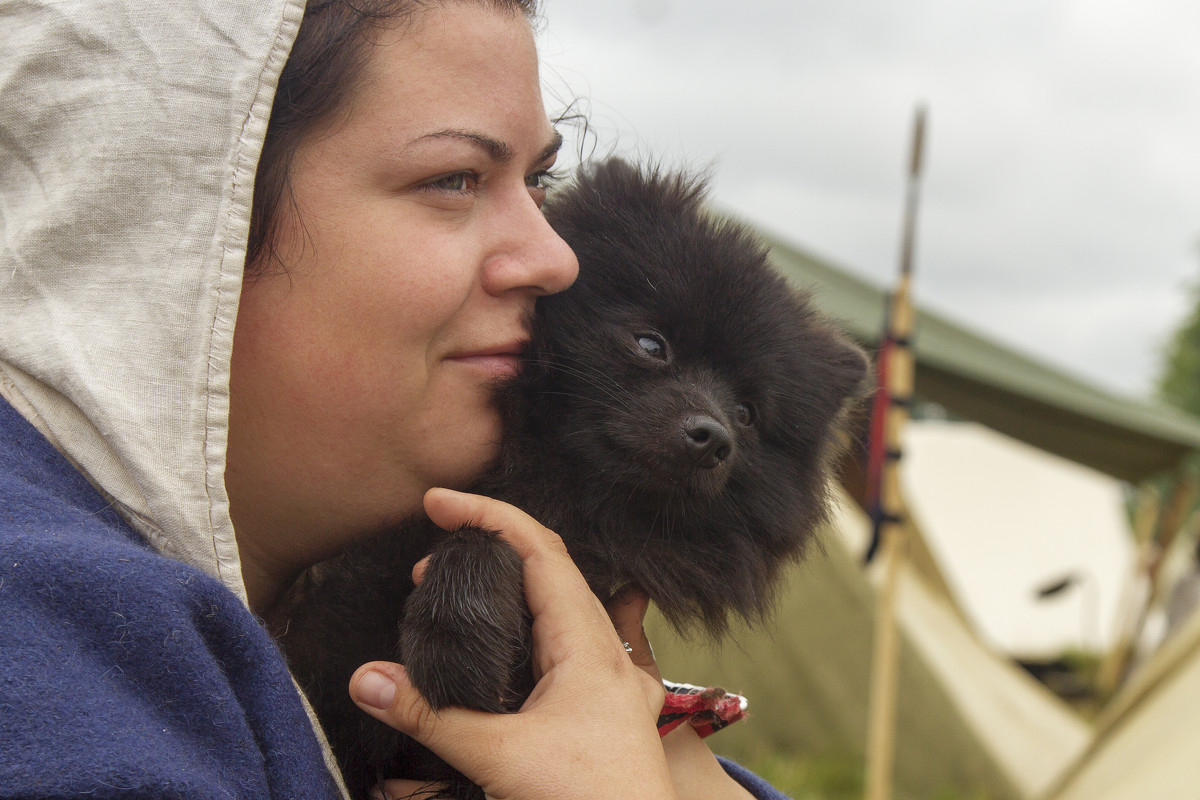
[735,403,757,426]
[635,334,668,361]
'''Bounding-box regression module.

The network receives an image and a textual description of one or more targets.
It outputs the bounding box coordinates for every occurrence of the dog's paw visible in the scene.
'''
[399,527,531,713]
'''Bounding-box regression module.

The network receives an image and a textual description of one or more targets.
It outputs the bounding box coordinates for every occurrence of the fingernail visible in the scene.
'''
[412,555,430,585]
[355,670,397,710]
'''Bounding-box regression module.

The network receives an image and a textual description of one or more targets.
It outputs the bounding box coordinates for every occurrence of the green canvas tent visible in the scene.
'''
[759,227,1200,483]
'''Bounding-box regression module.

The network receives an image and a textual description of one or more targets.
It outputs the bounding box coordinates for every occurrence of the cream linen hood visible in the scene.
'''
[0,0,305,604]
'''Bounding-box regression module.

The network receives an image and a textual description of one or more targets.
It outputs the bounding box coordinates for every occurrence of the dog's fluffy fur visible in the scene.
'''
[271,159,868,799]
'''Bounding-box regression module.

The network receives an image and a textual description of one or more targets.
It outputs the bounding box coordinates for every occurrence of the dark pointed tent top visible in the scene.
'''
[757,227,1200,483]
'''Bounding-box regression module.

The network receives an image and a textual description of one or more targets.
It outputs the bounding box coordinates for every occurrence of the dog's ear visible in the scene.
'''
[803,326,872,428]
[832,336,872,405]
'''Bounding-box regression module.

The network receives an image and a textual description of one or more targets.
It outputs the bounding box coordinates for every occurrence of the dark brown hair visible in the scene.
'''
[247,0,539,274]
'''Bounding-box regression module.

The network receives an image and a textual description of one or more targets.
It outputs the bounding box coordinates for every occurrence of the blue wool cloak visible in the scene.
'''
[0,398,341,799]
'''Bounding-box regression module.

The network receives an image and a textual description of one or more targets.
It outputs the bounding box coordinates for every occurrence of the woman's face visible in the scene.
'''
[227,4,578,575]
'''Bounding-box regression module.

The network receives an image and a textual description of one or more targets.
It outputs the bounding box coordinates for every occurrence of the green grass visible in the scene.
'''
[736,749,997,800]
[740,749,861,800]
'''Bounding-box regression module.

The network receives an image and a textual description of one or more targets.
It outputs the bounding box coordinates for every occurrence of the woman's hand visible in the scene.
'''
[605,590,755,800]
[348,488,676,800]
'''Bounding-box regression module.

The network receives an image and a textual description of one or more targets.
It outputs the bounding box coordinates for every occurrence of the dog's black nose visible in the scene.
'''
[681,415,733,468]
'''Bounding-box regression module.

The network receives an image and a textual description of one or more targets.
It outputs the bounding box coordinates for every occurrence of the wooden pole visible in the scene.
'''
[863,106,926,800]
[1096,485,1161,694]
[1097,473,1198,693]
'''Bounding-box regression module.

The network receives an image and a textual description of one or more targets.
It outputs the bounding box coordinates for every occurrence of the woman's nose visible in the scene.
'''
[481,192,579,298]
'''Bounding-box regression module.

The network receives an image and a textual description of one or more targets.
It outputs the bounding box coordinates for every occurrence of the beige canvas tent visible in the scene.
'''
[648,226,1200,799]
[902,421,1135,660]
[1040,606,1200,799]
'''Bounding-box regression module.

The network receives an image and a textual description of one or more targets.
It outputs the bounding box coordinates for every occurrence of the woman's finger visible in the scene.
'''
[348,662,495,778]
[422,487,569,559]
[423,488,662,708]
[604,586,662,682]
[348,657,669,800]
[422,488,603,628]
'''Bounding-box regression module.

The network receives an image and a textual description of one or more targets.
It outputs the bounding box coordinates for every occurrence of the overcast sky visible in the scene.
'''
[536,1,1200,400]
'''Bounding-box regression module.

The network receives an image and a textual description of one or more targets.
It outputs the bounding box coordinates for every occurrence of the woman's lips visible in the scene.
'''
[447,341,528,379]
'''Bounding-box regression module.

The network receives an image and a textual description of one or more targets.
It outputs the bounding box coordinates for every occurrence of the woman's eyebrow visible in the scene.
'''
[416,129,564,166]
[535,130,565,164]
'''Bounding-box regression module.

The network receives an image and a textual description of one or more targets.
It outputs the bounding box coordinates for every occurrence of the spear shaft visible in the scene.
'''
[864,105,927,800]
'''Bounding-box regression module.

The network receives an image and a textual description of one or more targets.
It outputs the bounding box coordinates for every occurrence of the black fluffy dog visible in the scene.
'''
[271,159,867,799]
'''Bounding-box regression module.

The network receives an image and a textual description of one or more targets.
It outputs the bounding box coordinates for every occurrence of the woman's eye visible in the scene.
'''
[526,169,561,191]
[526,169,561,207]
[735,403,757,426]
[423,172,476,193]
[635,334,668,360]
